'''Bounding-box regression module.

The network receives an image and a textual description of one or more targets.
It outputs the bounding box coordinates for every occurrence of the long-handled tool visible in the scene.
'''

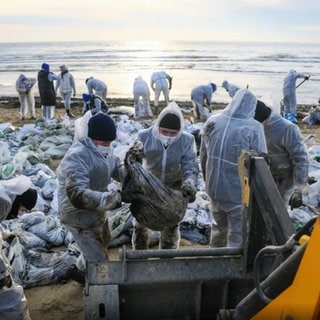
[296,75,310,89]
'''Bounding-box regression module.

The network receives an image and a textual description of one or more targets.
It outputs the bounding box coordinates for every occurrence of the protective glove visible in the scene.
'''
[288,191,303,210]
[181,178,197,203]
[98,190,122,211]
[125,140,144,165]
[258,152,271,166]
[304,75,310,80]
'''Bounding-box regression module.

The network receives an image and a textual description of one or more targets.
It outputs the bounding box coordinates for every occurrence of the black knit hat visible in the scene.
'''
[7,188,38,220]
[254,100,272,123]
[159,113,180,130]
[88,113,117,141]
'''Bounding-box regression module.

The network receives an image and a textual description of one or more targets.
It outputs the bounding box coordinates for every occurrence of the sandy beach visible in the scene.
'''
[1,95,320,319]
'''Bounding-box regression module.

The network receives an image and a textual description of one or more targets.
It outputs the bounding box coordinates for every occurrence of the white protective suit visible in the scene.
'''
[264,112,308,204]
[82,95,107,115]
[134,102,199,249]
[15,74,36,119]
[132,76,153,119]
[86,77,107,100]
[200,88,267,247]
[150,71,172,107]
[56,136,122,264]
[0,175,34,222]
[191,83,216,122]
[222,80,241,98]
[0,176,33,320]
[55,66,76,111]
[282,69,308,114]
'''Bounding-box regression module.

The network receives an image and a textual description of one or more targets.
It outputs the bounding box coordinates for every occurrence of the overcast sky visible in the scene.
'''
[1,0,320,43]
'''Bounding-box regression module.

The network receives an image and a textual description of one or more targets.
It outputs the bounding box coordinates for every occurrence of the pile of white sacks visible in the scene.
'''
[0,108,318,288]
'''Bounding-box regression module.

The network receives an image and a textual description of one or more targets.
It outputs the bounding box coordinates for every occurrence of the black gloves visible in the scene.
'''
[181,179,197,203]
[288,191,303,210]
[304,75,310,80]
[125,140,144,165]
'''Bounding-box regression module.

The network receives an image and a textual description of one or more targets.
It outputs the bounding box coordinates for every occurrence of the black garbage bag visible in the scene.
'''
[122,141,187,231]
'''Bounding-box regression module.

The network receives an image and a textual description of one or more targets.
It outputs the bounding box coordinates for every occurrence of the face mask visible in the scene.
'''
[159,134,174,147]
[97,145,113,157]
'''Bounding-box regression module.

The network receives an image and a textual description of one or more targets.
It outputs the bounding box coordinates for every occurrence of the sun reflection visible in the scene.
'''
[124,41,165,54]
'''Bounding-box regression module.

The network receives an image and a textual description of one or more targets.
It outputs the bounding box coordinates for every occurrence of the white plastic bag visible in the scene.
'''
[74,110,92,141]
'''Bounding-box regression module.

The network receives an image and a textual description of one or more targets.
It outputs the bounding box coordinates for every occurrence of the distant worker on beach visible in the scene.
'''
[85,77,107,100]
[15,74,37,120]
[82,93,108,115]
[191,82,217,122]
[282,69,310,124]
[303,98,320,125]
[55,64,76,118]
[222,80,241,98]
[132,75,153,119]
[150,71,172,110]
[37,63,58,120]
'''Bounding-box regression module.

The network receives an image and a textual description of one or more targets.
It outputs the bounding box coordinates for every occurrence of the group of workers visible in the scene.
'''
[6,67,311,285]
[15,64,174,121]
[16,63,312,124]
[56,80,309,271]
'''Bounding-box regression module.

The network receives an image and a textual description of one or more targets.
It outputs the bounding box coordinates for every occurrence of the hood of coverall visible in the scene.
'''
[222,88,257,119]
[0,175,35,221]
[152,101,184,142]
[17,74,27,82]
[222,80,229,89]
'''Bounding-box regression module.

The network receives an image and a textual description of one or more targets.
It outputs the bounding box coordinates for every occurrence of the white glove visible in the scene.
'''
[98,190,122,211]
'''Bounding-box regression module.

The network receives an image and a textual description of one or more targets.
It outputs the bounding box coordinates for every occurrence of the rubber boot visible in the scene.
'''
[66,109,75,118]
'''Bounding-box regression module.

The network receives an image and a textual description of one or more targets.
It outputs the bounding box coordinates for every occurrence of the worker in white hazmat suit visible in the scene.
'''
[200,88,267,248]
[254,100,309,209]
[133,76,153,119]
[131,101,199,249]
[55,64,76,118]
[282,69,310,124]
[191,82,217,122]
[222,80,241,98]
[15,74,37,120]
[57,113,123,271]
[85,77,107,100]
[0,175,37,320]
[150,71,172,110]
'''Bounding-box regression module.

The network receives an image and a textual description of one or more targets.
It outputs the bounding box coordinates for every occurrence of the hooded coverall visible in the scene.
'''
[0,176,35,320]
[283,70,308,116]
[222,80,241,98]
[86,78,107,100]
[15,74,36,119]
[133,76,153,119]
[200,88,267,247]
[56,136,122,267]
[150,71,172,107]
[191,83,216,122]
[55,67,76,113]
[133,102,199,249]
[264,112,308,205]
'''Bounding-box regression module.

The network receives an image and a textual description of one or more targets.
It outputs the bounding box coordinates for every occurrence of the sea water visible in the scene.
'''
[0,40,319,105]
